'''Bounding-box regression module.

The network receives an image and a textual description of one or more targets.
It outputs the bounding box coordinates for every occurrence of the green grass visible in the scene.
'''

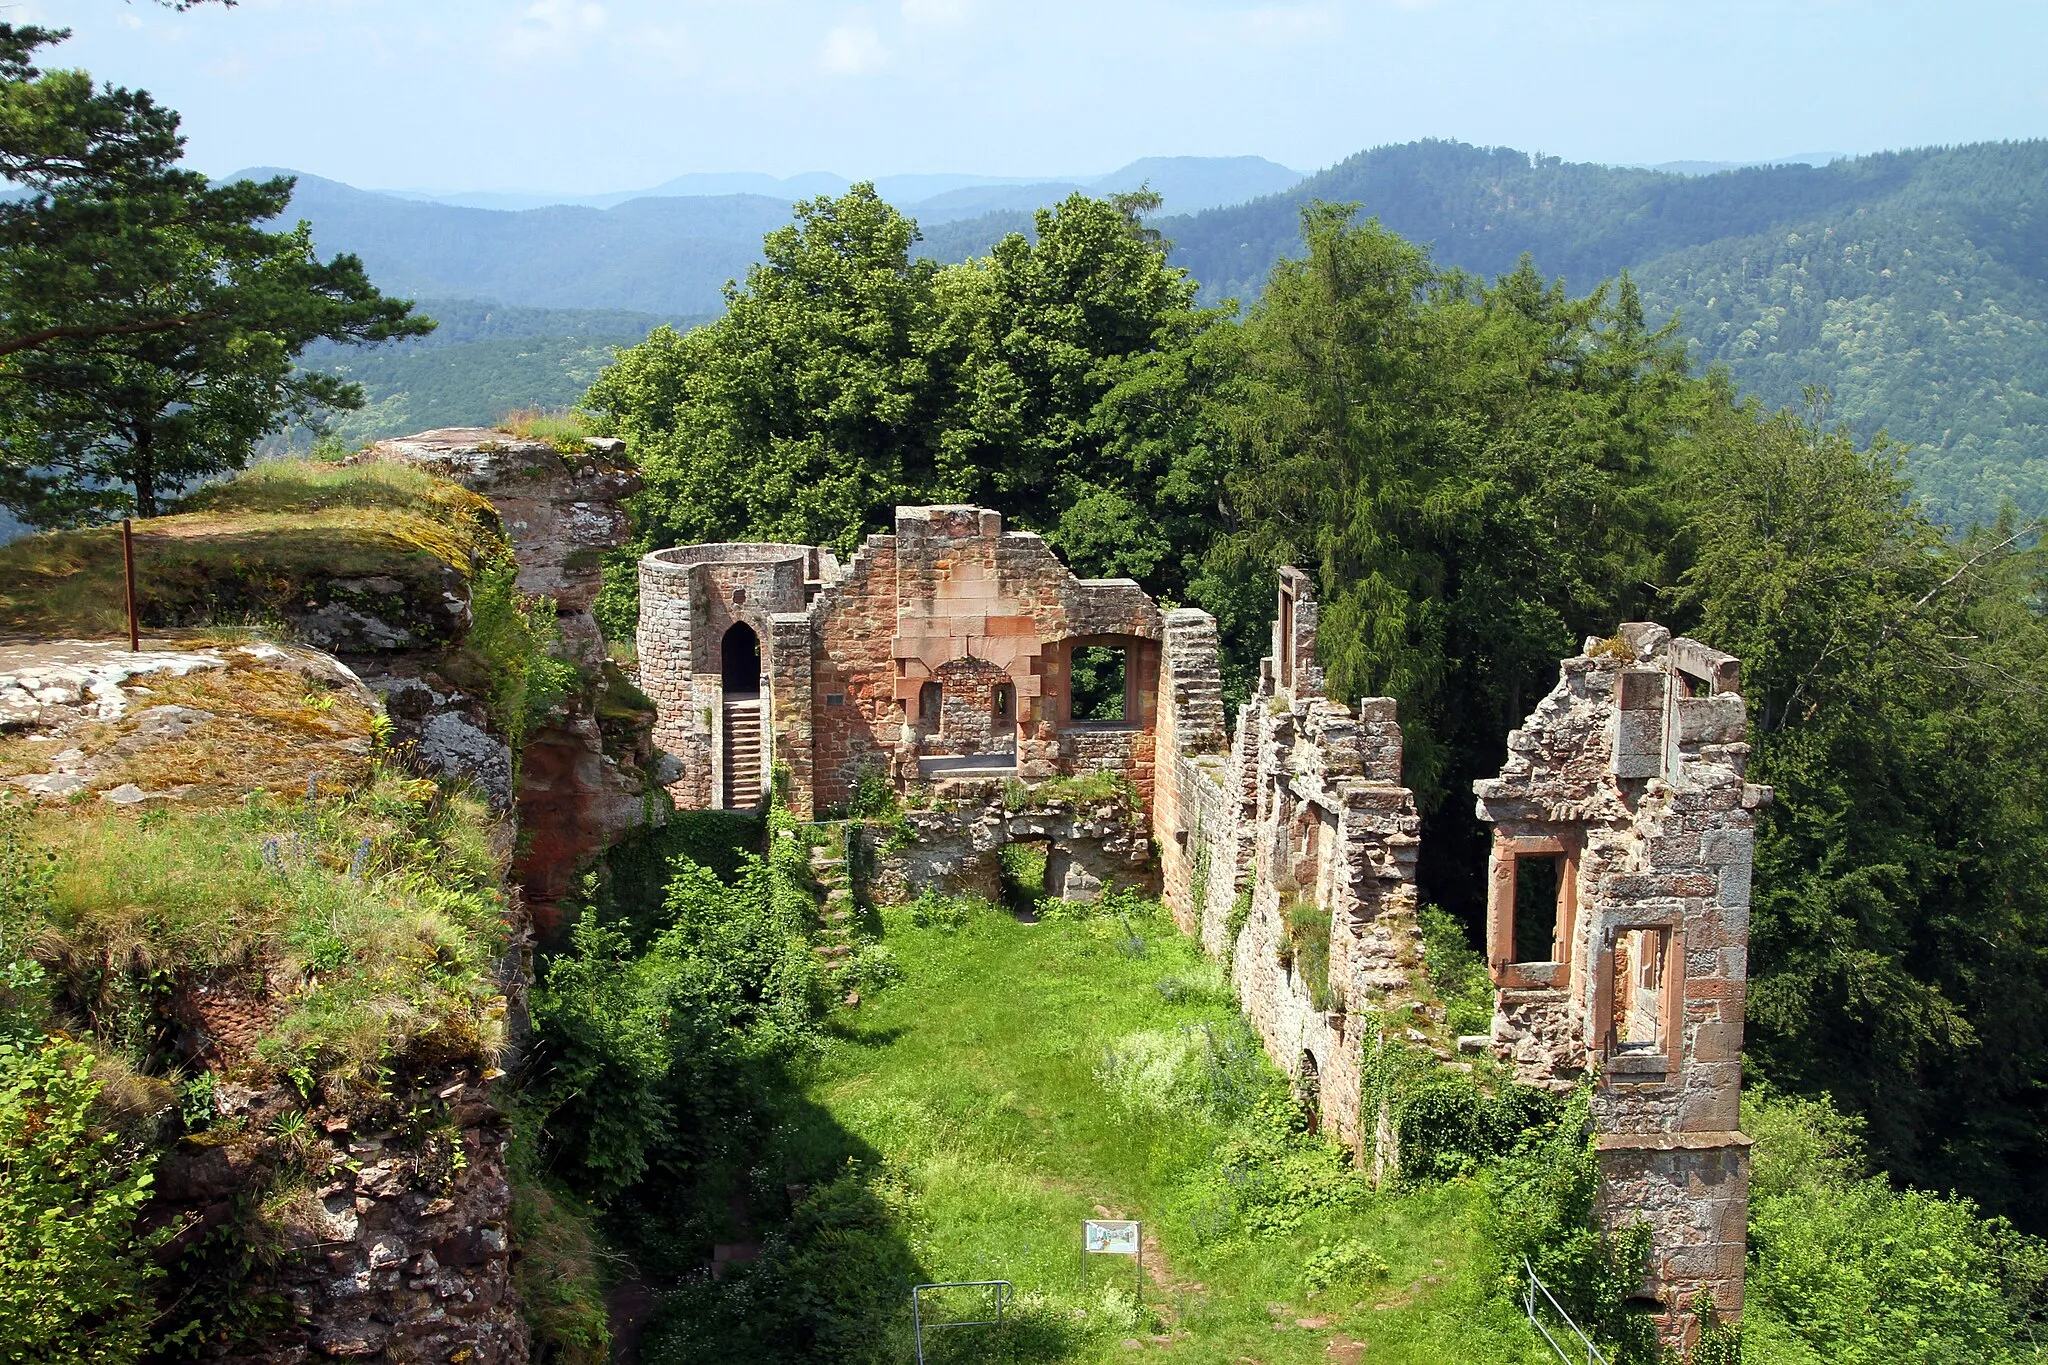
[0,460,503,639]
[799,900,1551,1363]
[497,404,593,451]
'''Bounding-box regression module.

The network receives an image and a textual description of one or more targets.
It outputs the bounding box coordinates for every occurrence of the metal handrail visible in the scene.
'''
[912,1280,1012,1364]
[1523,1258,1610,1365]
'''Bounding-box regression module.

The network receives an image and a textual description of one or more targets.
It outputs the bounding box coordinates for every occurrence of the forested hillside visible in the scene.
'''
[296,299,707,444]
[1157,140,2048,528]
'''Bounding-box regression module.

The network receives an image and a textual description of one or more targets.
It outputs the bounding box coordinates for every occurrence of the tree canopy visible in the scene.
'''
[0,23,430,522]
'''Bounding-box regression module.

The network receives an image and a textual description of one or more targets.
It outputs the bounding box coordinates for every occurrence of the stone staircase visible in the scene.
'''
[723,700,762,809]
[808,835,859,994]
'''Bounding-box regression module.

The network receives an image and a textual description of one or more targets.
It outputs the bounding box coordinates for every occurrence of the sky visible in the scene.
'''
[13,0,2047,193]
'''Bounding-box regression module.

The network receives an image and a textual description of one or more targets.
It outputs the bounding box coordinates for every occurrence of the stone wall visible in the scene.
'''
[637,542,823,811]
[640,506,1164,820]
[1473,623,1762,1346]
[1153,575,1425,1164]
[867,789,1156,905]
[150,1064,523,1364]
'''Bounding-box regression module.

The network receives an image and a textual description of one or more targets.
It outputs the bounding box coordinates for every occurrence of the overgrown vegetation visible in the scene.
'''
[496,405,592,452]
[0,458,502,637]
[0,1039,163,1362]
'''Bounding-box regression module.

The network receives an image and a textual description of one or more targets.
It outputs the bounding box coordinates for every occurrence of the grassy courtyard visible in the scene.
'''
[794,898,1553,1364]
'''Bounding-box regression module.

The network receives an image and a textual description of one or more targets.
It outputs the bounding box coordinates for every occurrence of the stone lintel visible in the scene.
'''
[1594,1130,1753,1152]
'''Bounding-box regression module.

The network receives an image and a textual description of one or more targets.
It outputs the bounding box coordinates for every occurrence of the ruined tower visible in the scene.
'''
[1475,622,1761,1345]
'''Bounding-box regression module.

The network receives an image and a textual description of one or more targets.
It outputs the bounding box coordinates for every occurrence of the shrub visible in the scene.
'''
[465,558,579,767]
[1483,1086,1660,1362]
[1395,1071,1559,1183]
[529,822,828,1204]
[1742,1087,2048,1364]
[1417,905,1494,1036]
[1301,1238,1390,1295]
[638,1169,923,1364]
[905,889,977,931]
[0,1041,162,1363]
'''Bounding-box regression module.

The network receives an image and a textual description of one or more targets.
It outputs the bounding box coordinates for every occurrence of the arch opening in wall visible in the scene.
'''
[721,621,761,697]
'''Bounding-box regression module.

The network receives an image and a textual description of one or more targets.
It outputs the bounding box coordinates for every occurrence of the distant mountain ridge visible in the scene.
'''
[1150,139,2048,527]
[247,141,2045,529]
[366,155,1304,219]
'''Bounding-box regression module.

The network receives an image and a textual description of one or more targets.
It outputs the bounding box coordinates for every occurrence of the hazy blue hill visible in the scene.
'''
[242,146,2047,526]
[298,298,711,443]
[1093,154,1302,212]
[244,169,787,313]
[1155,140,2048,526]
[918,209,1038,262]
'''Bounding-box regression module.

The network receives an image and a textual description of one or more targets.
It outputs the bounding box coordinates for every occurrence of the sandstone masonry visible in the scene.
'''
[639,510,1754,1343]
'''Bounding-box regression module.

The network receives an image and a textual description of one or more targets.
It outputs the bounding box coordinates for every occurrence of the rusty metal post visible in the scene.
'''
[121,517,139,651]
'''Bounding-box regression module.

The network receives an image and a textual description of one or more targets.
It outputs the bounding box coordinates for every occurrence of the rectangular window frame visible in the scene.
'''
[1594,919,1684,1081]
[1486,831,1580,991]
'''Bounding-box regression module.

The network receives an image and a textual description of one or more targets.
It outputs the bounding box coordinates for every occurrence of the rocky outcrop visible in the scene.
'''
[366,428,636,664]
[365,428,664,923]
[148,1066,524,1365]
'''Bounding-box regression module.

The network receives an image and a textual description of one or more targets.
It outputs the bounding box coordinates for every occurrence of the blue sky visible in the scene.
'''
[18,0,2047,192]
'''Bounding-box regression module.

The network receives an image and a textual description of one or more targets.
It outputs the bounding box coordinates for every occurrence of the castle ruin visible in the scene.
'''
[638,505,1755,1348]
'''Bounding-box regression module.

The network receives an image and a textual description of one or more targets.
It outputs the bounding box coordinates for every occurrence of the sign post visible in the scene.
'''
[1081,1219,1142,1304]
[121,518,139,652]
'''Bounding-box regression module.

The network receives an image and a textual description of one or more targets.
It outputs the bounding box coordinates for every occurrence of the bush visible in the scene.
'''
[1743,1088,2048,1364]
[1301,1238,1390,1295]
[465,558,578,766]
[1417,905,1494,1036]
[0,1041,161,1363]
[1483,1086,1660,1362]
[1395,1072,1560,1182]
[529,812,829,1204]
[638,1170,923,1365]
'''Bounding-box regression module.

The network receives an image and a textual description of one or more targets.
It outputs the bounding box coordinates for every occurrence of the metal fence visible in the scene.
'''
[1523,1258,1611,1365]
[911,1279,1012,1364]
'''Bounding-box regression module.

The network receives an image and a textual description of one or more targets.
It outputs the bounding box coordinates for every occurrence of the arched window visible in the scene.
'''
[721,621,760,696]
[918,680,942,721]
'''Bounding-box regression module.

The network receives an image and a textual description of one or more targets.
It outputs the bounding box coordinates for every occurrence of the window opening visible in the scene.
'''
[1069,645,1127,721]
[917,680,942,722]
[992,681,1014,721]
[1614,927,1670,1051]
[1298,1051,1321,1135]
[1512,854,1564,963]
[721,621,760,697]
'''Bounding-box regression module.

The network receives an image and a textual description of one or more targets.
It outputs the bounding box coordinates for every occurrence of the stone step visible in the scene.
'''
[816,944,852,960]
[810,856,846,870]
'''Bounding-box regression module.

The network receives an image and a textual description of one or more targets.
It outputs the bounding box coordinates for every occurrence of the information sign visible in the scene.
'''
[1083,1220,1141,1255]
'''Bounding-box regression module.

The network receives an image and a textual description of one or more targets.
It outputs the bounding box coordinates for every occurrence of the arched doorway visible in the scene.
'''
[720,622,763,809]
[722,621,760,697]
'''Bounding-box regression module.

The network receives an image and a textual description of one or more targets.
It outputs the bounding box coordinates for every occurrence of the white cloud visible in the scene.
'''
[820,19,889,75]
[506,0,608,58]
[901,0,972,26]
[1237,3,1340,43]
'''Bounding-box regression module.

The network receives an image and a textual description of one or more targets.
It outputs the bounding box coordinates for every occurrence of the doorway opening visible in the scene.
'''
[722,621,761,697]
